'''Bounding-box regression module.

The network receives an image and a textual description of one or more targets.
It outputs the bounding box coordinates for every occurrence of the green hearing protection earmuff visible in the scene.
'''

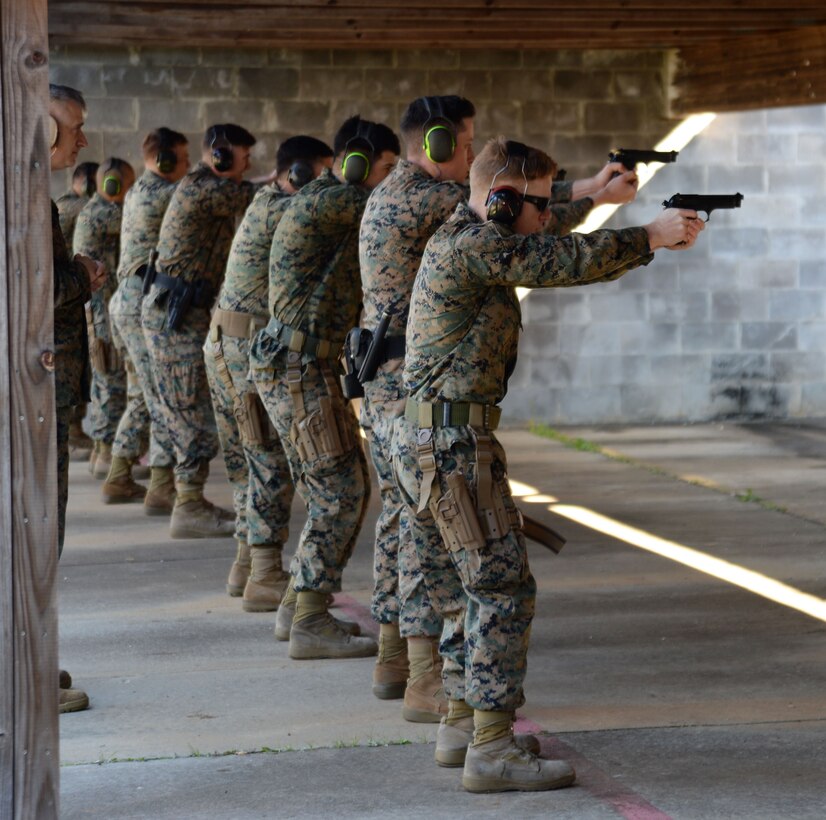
[341,123,375,184]
[422,97,457,164]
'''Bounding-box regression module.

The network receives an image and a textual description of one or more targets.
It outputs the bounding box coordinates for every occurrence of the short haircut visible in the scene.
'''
[275,135,334,175]
[333,115,401,158]
[49,83,86,110]
[142,127,188,159]
[72,161,99,185]
[400,96,476,137]
[470,137,557,192]
[203,123,256,149]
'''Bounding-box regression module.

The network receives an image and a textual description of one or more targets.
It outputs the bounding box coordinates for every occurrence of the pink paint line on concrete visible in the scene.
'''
[331,593,380,637]
[516,716,672,820]
[337,595,671,820]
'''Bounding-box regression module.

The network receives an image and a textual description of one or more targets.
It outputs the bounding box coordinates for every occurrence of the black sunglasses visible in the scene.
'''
[522,193,551,213]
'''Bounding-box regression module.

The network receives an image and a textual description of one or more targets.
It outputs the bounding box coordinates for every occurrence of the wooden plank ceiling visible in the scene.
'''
[48,1,826,112]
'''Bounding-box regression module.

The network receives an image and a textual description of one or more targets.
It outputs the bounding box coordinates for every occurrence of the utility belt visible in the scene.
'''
[265,317,337,360]
[85,304,122,375]
[207,316,273,446]
[405,398,501,431]
[211,307,268,341]
[285,351,356,463]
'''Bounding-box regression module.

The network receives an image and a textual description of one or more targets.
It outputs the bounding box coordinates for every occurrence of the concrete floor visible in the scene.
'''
[58,421,826,819]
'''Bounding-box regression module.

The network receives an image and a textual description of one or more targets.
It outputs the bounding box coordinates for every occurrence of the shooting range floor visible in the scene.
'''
[59,420,826,819]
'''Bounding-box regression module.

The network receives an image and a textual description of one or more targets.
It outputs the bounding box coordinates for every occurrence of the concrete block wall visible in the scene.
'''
[505,104,826,423]
[49,45,675,195]
[49,47,825,423]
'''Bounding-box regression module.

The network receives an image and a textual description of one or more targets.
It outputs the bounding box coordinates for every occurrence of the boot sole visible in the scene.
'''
[289,645,378,660]
[372,682,407,700]
[242,600,279,612]
[462,772,576,793]
[59,696,90,714]
[169,528,211,539]
[144,506,173,517]
[435,749,467,768]
[402,706,445,724]
[274,625,291,641]
[169,525,235,539]
[102,495,146,505]
[226,586,244,597]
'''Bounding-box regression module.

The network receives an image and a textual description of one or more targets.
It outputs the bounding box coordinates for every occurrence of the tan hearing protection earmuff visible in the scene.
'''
[49,115,59,152]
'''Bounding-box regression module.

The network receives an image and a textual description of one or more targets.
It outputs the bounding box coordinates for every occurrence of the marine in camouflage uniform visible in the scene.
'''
[205,135,334,609]
[393,137,701,792]
[249,117,399,659]
[73,168,144,479]
[142,126,260,539]
[56,191,89,250]
[53,199,92,551]
[56,184,94,454]
[106,168,179,505]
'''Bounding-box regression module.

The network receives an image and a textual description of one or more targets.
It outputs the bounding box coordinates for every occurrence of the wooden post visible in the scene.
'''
[0,0,60,817]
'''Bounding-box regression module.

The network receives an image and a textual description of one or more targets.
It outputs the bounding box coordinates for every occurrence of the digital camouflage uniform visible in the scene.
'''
[359,160,466,638]
[359,165,591,638]
[73,194,146,449]
[56,191,89,251]
[111,170,178,467]
[52,200,91,551]
[204,183,296,544]
[142,162,255,486]
[249,169,371,593]
[56,191,91,432]
[392,201,653,711]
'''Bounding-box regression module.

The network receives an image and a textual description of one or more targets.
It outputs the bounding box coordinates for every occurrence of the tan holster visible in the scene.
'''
[209,324,271,446]
[287,351,355,462]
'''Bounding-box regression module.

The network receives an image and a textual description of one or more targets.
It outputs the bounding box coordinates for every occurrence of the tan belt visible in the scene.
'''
[405,398,501,431]
[211,307,268,340]
[265,317,337,360]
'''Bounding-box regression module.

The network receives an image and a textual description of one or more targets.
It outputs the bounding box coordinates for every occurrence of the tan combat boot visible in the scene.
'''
[372,623,409,700]
[93,442,112,480]
[402,637,448,723]
[169,484,236,539]
[226,539,251,597]
[242,545,289,611]
[288,591,376,659]
[143,466,176,517]
[59,685,90,714]
[274,578,356,640]
[101,456,147,504]
[462,710,575,793]
[435,705,541,768]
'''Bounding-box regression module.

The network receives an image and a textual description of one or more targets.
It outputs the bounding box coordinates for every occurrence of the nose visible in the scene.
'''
[78,128,88,148]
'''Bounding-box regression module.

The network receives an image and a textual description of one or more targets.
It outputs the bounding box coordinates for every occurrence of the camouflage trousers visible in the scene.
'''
[252,349,370,593]
[203,331,295,546]
[87,290,124,445]
[142,303,219,486]
[57,405,70,554]
[391,414,536,712]
[108,320,150,460]
[361,361,441,638]
[110,287,173,466]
